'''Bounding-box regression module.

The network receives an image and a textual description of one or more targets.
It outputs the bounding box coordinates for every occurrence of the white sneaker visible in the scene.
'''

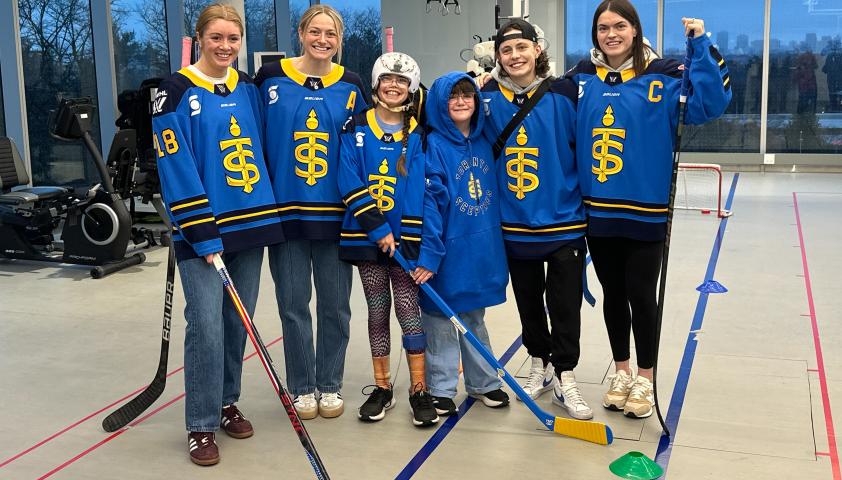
[319,392,344,418]
[293,393,318,420]
[603,370,634,411]
[518,357,557,401]
[552,370,594,420]
[623,376,654,418]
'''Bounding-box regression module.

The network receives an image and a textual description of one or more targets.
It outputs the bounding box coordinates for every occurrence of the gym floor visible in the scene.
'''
[1,172,839,480]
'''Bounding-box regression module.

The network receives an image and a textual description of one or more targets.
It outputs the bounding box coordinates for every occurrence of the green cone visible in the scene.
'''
[609,451,664,479]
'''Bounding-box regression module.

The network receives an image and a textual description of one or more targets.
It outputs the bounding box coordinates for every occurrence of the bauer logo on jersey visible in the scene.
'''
[268,85,279,105]
[220,115,260,193]
[188,94,201,116]
[152,90,168,115]
[293,109,330,186]
[367,159,396,212]
[504,125,539,200]
[591,105,626,183]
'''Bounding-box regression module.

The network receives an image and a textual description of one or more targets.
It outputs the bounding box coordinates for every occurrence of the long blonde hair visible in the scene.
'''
[195,3,244,38]
[298,5,345,63]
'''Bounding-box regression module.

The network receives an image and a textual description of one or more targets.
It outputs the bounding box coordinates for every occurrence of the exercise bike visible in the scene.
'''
[0,97,148,278]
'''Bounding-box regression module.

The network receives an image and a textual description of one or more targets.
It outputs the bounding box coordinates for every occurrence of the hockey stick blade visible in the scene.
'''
[212,255,330,479]
[102,244,175,432]
[392,251,613,445]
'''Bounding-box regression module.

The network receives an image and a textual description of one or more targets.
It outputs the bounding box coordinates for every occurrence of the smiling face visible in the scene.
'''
[196,18,241,76]
[496,32,542,87]
[299,13,340,62]
[448,83,476,134]
[596,9,637,68]
[376,74,410,108]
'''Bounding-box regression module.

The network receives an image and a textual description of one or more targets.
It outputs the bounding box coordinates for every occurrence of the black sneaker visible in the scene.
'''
[358,386,394,422]
[470,389,510,408]
[408,390,439,427]
[431,396,457,416]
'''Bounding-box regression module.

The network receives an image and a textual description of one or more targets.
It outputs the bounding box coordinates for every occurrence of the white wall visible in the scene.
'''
[382,0,563,86]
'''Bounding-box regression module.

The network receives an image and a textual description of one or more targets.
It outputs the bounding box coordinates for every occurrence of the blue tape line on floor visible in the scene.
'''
[395,335,523,479]
[654,173,740,475]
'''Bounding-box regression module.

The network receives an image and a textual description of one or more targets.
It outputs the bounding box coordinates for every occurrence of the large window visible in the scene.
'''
[664,0,763,152]
[245,0,278,76]
[19,0,101,186]
[767,0,842,154]
[311,0,382,97]
[565,0,658,72]
[111,0,170,94]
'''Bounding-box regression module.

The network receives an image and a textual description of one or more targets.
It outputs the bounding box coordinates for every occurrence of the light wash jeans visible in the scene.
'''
[268,239,352,395]
[179,247,264,432]
[421,307,502,398]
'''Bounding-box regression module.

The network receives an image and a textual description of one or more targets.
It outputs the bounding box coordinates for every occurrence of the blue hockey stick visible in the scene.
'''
[392,250,613,445]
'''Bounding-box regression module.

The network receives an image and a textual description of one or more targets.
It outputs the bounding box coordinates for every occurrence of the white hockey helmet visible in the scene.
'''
[371,52,421,94]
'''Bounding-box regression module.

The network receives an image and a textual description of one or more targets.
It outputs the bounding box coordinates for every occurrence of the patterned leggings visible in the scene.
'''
[358,262,423,356]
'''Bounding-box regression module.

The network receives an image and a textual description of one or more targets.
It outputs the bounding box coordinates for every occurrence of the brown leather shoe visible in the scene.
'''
[221,404,254,439]
[188,432,219,466]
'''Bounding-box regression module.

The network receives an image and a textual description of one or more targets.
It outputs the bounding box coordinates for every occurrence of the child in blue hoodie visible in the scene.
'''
[411,72,510,416]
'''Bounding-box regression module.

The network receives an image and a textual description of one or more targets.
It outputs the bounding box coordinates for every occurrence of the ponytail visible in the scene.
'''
[396,103,416,177]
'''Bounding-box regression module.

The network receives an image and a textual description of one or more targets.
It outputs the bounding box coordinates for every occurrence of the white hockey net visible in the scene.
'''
[675,163,732,218]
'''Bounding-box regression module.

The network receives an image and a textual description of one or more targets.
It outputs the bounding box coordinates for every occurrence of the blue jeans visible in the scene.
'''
[179,247,264,432]
[422,308,502,398]
[268,240,352,395]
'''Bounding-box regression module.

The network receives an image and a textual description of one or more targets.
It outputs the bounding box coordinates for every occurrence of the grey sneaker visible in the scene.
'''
[518,357,557,401]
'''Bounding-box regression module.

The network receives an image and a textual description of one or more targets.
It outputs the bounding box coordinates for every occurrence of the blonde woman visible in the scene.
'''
[256,5,367,420]
[152,3,283,466]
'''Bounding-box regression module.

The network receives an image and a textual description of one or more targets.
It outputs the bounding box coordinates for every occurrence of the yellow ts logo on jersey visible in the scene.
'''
[367,159,396,212]
[591,105,625,183]
[294,109,330,186]
[468,172,482,201]
[219,115,260,193]
[505,126,539,200]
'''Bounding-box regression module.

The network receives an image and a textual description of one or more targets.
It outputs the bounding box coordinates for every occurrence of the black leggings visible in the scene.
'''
[587,236,663,370]
[508,245,584,373]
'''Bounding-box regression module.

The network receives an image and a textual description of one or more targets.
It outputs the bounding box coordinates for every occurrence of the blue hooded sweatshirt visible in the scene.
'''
[418,71,508,315]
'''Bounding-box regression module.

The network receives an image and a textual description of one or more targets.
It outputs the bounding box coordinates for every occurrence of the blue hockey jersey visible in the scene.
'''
[152,67,284,261]
[481,77,587,259]
[419,72,508,315]
[255,58,367,240]
[566,34,732,240]
[337,109,426,264]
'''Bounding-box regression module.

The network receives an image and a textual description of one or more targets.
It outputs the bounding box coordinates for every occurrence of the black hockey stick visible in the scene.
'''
[211,254,330,479]
[102,239,175,432]
[653,33,695,437]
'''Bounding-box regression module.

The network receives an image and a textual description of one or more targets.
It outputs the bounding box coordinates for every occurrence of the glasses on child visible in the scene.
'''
[380,75,410,87]
[448,92,475,103]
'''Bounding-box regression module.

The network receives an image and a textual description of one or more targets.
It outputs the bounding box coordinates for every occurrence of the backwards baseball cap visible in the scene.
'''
[494,18,539,52]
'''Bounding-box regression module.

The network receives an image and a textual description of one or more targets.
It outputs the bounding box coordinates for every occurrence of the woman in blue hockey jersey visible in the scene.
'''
[411,72,510,416]
[152,4,283,466]
[337,52,438,426]
[255,4,367,421]
[566,0,731,419]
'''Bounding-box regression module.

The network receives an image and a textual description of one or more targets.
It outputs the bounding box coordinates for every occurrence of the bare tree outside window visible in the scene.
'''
[19,0,100,186]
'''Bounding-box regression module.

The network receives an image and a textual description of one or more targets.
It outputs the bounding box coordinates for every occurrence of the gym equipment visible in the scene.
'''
[0,97,148,278]
[392,250,613,445]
